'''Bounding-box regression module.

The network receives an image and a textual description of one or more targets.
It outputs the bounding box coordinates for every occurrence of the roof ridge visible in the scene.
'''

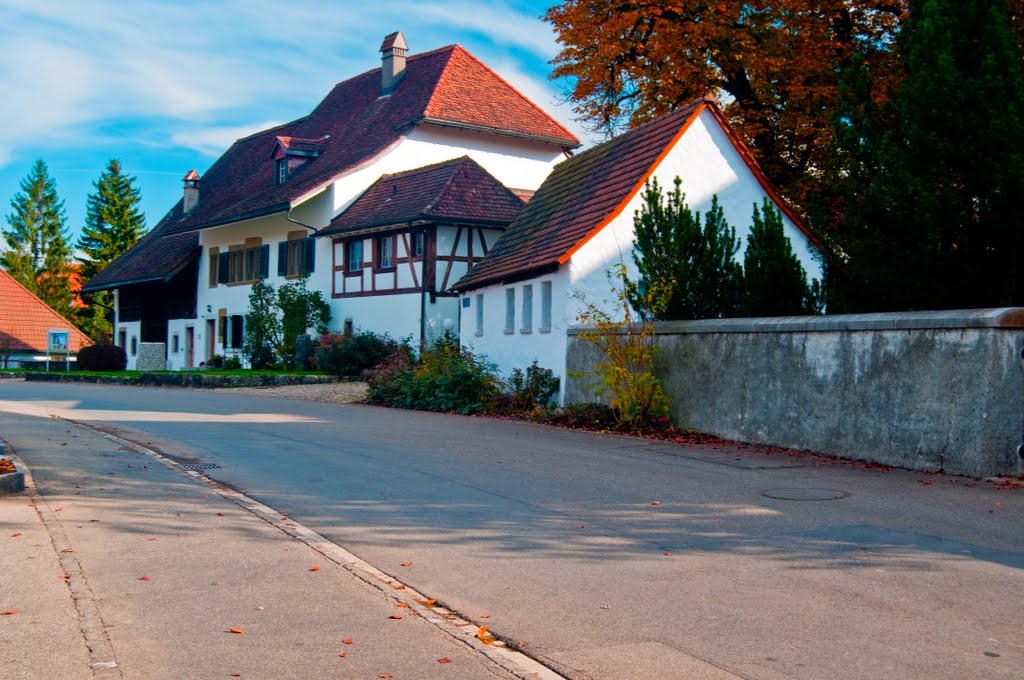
[420,46,460,123]
[447,46,579,144]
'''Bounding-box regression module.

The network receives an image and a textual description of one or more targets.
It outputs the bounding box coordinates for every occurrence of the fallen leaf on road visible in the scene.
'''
[217,512,224,516]
[147,538,157,541]
[379,674,394,679]
[1,610,16,615]
[231,675,240,677]
[339,652,347,658]
[476,625,493,644]
[438,657,452,664]
[11,533,21,537]
[425,599,436,605]
[139,576,151,581]
[650,501,661,506]
[401,561,413,567]
[396,603,408,608]
[388,615,403,620]
[309,566,320,572]
[395,585,406,590]
[61,548,74,553]
[54,507,62,512]
[228,628,244,634]
[342,638,354,645]
[59,574,70,580]
[481,614,492,619]
[664,551,673,556]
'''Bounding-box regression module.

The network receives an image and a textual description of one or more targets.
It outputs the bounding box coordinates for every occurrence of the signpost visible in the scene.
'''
[47,329,70,372]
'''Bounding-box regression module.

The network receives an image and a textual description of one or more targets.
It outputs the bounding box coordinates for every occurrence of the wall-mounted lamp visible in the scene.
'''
[206,305,212,313]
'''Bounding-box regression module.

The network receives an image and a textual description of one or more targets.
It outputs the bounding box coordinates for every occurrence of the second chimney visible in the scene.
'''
[182,169,200,213]
[380,31,408,95]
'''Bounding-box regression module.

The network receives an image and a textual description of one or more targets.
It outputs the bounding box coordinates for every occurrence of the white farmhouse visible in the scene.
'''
[454,97,822,393]
[83,32,579,369]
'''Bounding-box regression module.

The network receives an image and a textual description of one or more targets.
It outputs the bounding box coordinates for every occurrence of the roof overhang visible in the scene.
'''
[414,117,581,149]
[161,203,291,237]
[319,216,511,239]
[80,245,201,292]
[453,261,560,294]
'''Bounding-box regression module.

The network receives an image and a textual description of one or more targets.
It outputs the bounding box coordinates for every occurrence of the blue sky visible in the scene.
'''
[0,0,588,244]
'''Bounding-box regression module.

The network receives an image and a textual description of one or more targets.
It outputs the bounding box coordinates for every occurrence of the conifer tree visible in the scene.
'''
[78,159,146,279]
[742,199,821,316]
[76,159,148,341]
[628,178,741,320]
[1,160,75,314]
[832,0,1024,310]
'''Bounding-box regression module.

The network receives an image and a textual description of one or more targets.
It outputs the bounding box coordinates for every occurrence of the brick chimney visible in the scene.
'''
[380,31,408,95]
[182,169,200,213]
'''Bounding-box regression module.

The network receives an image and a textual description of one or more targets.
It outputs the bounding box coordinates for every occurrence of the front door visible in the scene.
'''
[206,319,216,364]
[185,327,194,368]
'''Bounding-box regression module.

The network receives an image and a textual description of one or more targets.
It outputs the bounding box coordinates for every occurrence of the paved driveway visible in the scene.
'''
[2,380,1022,680]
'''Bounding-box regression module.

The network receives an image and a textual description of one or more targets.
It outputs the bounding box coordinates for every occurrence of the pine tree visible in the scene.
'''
[628,178,742,320]
[76,159,148,341]
[742,199,821,316]
[1,160,75,313]
[79,159,146,279]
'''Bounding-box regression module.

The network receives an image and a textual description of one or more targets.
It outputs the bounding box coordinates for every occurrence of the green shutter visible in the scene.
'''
[277,241,288,277]
[303,237,316,274]
[258,244,270,279]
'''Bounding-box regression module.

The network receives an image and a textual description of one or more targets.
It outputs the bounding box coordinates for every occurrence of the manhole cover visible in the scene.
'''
[762,488,847,501]
[181,463,221,471]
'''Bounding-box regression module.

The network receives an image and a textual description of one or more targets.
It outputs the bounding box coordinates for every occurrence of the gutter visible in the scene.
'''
[413,117,581,149]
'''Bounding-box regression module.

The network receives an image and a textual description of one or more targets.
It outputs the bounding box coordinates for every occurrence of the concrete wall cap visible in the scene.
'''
[567,307,1024,335]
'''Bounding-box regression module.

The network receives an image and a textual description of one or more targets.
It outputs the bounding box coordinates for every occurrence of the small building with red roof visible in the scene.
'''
[83,31,578,368]
[0,269,92,368]
[454,99,822,395]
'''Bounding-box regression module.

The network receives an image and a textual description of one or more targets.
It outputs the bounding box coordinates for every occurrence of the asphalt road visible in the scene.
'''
[2,380,1022,680]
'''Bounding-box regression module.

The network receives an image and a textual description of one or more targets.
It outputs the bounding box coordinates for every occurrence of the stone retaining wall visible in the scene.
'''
[566,308,1024,477]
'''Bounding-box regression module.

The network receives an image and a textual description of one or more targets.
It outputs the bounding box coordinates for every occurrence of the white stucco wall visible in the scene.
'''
[568,108,822,311]
[458,270,571,392]
[114,320,141,370]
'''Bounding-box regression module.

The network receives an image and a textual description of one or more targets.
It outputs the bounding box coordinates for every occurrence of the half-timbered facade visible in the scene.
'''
[318,157,523,340]
[83,32,579,369]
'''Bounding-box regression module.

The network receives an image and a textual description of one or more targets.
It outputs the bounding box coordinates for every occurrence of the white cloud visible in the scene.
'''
[0,0,582,165]
[170,121,285,156]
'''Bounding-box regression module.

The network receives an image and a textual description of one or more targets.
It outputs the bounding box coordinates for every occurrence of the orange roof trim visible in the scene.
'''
[557,103,708,265]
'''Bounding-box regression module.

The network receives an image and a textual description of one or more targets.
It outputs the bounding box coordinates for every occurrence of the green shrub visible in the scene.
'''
[223,355,242,370]
[315,331,401,377]
[504,361,560,412]
[366,336,501,415]
[76,344,127,371]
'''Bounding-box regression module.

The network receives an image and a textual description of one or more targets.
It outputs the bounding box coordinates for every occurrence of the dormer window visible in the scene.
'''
[272,135,328,186]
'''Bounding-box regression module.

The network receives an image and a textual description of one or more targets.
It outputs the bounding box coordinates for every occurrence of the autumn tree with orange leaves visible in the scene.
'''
[545,0,905,215]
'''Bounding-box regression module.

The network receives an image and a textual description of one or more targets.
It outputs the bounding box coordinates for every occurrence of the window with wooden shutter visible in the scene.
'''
[217,252,229,284]
[277,241,288,277]
[229,315,244,349]
[258,244,270,279]
[303,237,316,274]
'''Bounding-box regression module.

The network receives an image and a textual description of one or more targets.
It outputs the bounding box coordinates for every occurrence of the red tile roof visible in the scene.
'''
[88,42,577,290]
[0,269,92,353]
[455,100,817,291]
[320,156,524,236]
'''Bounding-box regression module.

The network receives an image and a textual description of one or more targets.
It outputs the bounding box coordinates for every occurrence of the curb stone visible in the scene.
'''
[0,438,26,495]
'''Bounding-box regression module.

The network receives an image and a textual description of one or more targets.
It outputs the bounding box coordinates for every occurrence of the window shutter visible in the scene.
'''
[217,252,229,284]
[230,315,244,348]
[258,244,270,279]
[303,237,316,274]
[277,241,288,277]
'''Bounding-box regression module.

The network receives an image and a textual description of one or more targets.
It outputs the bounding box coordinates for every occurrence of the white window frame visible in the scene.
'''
[504,288,515,334]
[520,284,533,333]
[475,293,484,336]
[540,281,552,333]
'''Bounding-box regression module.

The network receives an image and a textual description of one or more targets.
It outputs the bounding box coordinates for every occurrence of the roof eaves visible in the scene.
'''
[454,261,560,293]
[415,117,582,149]
[162,203,291,236]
